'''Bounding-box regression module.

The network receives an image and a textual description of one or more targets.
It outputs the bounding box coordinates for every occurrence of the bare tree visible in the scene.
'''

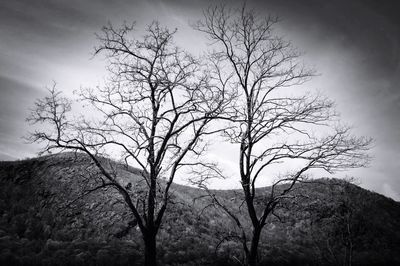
[195,5,372,266]
[27,22,227,266]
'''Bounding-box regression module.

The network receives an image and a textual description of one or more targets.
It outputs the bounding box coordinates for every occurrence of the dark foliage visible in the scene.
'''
[0,154,399,265]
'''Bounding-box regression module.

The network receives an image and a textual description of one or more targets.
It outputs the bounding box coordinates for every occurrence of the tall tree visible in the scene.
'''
[195,5,371,266]
[27,22,227,266]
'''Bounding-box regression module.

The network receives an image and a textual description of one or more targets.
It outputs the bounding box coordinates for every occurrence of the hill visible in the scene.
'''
[0,153,399,265]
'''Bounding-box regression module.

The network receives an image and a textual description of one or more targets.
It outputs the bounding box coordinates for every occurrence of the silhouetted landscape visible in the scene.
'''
[1,153,399,265]
[1,1,400,265]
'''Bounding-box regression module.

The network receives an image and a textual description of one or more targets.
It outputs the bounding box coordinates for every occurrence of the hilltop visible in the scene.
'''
[0,153,399,265]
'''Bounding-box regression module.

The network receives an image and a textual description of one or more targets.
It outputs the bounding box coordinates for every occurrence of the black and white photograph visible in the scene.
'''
[0,0,399,265]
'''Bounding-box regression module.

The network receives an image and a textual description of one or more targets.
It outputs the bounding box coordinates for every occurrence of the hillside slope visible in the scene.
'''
[0,153,399,265]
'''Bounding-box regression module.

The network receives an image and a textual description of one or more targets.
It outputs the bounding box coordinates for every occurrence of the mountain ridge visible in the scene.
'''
[0,153,399,265]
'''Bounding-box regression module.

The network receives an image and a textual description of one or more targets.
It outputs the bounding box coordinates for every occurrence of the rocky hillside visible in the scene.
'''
[0,153,399,265]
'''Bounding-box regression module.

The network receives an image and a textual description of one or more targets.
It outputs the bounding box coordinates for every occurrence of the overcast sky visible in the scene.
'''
[0,0,399,200]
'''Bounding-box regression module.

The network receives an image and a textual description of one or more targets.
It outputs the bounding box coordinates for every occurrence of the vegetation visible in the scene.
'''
[1,154,399,266]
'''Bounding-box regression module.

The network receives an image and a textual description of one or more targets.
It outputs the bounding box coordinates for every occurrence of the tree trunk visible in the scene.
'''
[246,227,261,266]
[144,232,157,266]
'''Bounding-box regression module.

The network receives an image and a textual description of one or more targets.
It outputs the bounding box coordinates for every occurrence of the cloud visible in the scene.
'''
[383,183,400,201]
[0,75,44,159]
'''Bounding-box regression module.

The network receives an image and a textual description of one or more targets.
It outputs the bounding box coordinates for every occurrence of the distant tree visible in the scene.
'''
[27,21,228,266]
[194,4,372,266]
[327,186,356,266]
[309,181,364,266]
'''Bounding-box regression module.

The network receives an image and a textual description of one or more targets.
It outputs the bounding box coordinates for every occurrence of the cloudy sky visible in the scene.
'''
[0,0,399,200]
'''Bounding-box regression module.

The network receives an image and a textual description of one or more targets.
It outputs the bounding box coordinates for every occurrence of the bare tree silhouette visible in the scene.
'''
[194,4,372,266]
[27,21,229,266]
